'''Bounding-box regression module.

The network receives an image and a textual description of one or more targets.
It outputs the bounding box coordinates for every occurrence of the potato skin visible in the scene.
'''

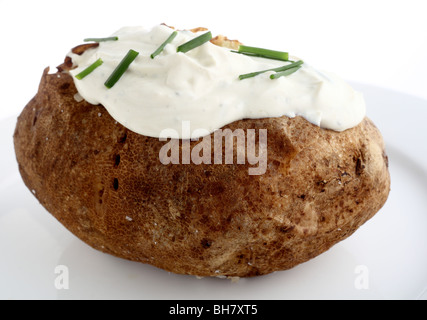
[13,68,390,277]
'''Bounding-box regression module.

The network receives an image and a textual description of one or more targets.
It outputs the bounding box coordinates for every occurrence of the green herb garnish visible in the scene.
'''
[270,66,302,79]
[231,50,294,62]
[75,58,104,80]
[104,49,139,89]
[177,31,212,53]
[151,31,178,59]
[84,37,119,42]
[238,60,304,80]
[237,45,288,61]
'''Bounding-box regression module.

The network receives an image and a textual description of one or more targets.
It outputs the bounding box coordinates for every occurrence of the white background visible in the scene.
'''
[0,0,426,121]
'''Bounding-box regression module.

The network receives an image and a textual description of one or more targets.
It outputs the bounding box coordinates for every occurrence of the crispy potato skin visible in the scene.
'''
[14,68,390,277]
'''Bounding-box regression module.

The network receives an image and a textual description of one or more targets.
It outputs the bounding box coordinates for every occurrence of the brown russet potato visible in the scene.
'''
[13,37,390,278]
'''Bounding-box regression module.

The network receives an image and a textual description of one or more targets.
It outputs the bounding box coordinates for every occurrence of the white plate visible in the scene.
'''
[1,83,426,300]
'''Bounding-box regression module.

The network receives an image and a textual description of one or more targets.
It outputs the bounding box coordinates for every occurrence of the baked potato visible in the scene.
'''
[13,33,390,278]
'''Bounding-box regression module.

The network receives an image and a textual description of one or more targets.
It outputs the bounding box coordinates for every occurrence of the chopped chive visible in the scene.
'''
[75,58,104,80]
[239,60,304,80]
[177,31,212,53]
[270,66,302,79]
[151,31,178,59]
[231,50,294,62]
[104,49,139,89]
[238,45,289,61]
[84,37,119,42]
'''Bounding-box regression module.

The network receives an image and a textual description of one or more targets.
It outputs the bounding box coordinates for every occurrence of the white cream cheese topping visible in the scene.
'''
[68,24,366,139]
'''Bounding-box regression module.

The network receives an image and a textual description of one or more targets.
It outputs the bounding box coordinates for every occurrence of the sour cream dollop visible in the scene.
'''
[68,24,366,139]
